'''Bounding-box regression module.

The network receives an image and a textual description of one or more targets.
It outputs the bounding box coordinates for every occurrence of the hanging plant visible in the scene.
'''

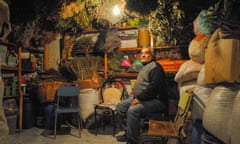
[85,0,122,25]
[125,0,159,16]
[149,0,185,46]
[11,17,40,48]
[55,1,91,33]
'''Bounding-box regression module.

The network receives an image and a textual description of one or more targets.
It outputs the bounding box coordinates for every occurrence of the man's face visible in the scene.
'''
[140,48,153,64]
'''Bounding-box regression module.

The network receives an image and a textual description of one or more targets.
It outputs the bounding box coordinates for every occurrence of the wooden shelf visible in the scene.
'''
[117,26,138,30]
[72,49,95,55]
[153,45,184,49]
[3,95,18,99]
[108,71,176,79]
[109,72,138,78]
[24,47,44,53]
[118,45,183,52]
[118,47,141,51]
[1,65,18,71]
[21,68,36,73]
[82,26,138,34]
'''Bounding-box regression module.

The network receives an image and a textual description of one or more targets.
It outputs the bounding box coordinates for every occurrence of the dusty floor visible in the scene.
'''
[8,125,125,144]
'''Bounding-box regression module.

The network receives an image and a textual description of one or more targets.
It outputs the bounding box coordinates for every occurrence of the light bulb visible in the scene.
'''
[112,5,121,16]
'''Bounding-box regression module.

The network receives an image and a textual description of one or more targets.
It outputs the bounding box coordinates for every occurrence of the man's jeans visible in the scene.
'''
[116,97,165,143]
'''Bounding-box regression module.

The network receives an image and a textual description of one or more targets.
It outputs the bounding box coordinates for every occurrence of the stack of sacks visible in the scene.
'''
[174,10,216,95]
[189,9,215,64]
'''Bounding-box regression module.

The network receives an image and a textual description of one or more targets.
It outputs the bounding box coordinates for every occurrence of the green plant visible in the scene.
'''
[12,18,40,47]
[56,2,91,33]
[149,0,185,46]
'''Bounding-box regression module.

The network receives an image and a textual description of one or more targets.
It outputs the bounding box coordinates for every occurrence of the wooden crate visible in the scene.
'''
[205,38,240,84]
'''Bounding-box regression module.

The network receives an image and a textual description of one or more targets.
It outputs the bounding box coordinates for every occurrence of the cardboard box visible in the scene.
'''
[205,39,240,84]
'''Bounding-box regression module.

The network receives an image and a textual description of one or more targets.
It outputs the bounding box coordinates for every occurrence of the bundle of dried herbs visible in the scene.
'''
[125,0,159,16]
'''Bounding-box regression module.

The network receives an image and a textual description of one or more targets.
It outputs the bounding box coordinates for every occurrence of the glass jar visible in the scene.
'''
[138,27,150,48]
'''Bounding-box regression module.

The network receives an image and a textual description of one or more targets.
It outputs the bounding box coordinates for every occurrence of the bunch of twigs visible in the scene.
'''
[68,56,101,80]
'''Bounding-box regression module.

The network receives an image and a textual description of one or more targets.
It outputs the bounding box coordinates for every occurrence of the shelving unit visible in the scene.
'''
[1,41,48,131]
[20,45,48,130]
[69,26,186,79]
[22,47,45,72]
[0,41,23,131]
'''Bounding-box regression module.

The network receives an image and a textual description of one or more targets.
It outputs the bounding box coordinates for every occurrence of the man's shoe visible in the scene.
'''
[116,133,127,142]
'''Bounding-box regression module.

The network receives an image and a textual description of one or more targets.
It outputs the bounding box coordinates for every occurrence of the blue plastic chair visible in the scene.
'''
[54,85,82,139]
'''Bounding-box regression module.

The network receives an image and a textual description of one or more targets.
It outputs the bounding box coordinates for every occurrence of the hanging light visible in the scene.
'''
[112,4,121,16]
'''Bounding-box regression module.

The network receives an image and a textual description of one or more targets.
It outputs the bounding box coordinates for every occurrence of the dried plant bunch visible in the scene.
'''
[69,56,101,80]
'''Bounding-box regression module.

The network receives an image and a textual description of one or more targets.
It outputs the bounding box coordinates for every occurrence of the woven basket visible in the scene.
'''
[73,78,103,89]
[37,80,66,103]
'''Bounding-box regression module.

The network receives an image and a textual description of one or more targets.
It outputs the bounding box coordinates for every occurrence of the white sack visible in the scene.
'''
[188,35,211,64]
[175,60,203,83]
[203,85,239,144]
[192,86,213,120]
[79,88,99,122]
[231,91,240,144]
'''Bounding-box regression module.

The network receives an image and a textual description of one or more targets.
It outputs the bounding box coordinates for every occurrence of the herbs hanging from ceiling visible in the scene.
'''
[149,0,185,46]
[85,0,123,26]
[124,0,186,46]
[56,1,90,33]
[9,0,62,47]
[125,0,159,17]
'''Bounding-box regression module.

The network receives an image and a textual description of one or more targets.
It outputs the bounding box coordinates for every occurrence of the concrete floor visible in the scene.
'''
[8,125,183,144]
[8,126,125,144]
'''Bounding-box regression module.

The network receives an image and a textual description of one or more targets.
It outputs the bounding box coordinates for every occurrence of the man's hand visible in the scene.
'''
[131,98,140,106]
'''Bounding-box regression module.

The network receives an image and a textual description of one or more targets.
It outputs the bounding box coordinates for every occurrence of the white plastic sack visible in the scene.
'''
[188,35,211,64]
[192,86,213,120]
[79,88,99,122]
[231,91,240,144]
[175,60,203,83]
[203,85,239,144]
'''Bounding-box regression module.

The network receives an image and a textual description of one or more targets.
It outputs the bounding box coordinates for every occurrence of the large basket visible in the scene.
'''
[73,78,103,89]
[37,80,66,103]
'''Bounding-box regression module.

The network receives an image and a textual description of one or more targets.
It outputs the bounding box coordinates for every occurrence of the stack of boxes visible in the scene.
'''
[118,29,138,48]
